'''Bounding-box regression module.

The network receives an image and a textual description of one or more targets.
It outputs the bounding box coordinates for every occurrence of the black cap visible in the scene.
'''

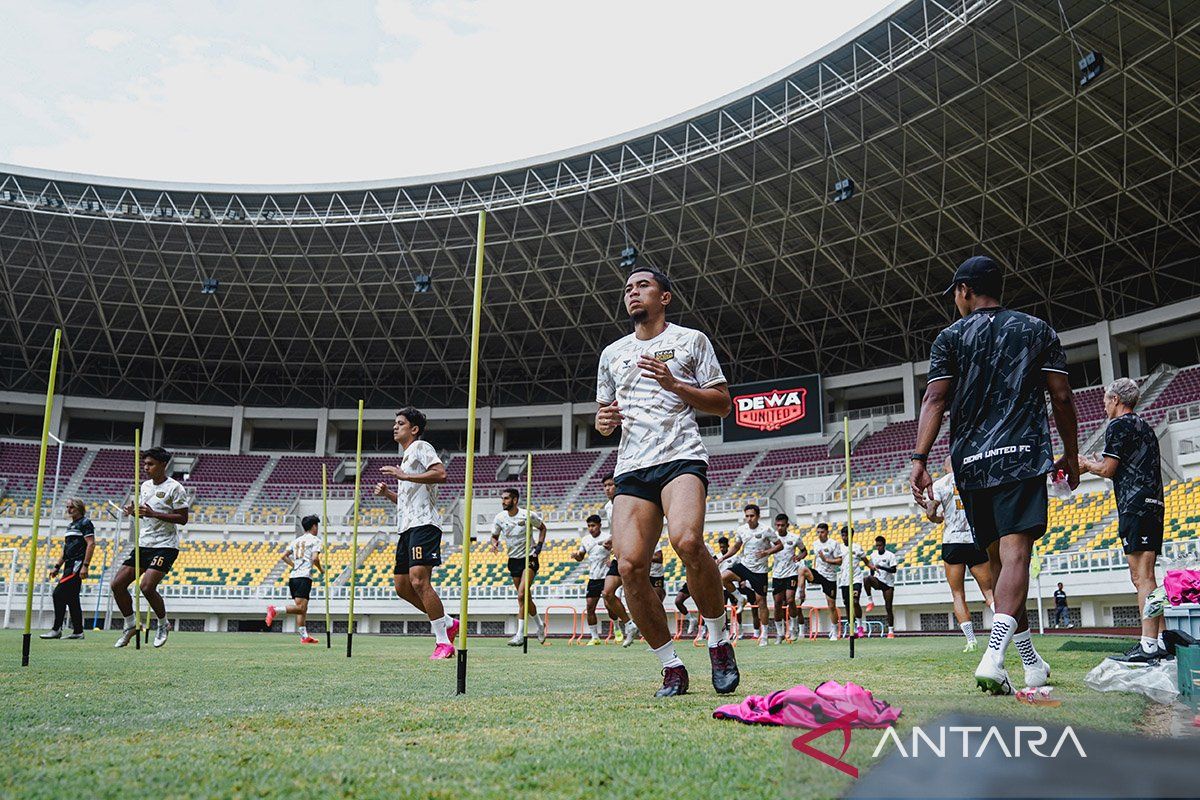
[943,255,1000,296]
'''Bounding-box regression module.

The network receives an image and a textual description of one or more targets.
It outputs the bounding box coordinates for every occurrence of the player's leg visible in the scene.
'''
[584,592,603,643]
[507,572,526,646]
[968,561,995,611]
[522,565,545,641]
[602,575,629,628]
[755,585,770,646]
[392,573,428,613]
[882,586,895,635]
[945,561,977,650]
[772,586,787,643]
[48,578,68,635]
[140,567,172,648]
[824,581,840,639]
[65,576,84,636]
[1128,550,1161,657]
[612,494,664,644]
[408,566,446,630]
[109,562,140,646]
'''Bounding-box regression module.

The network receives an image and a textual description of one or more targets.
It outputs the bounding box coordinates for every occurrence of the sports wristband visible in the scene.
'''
[910,453,928,462]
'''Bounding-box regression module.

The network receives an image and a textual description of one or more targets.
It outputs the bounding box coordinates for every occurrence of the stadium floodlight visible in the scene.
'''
[414,274,432,293]
[619,246,638,269]
[200,278,220,295]
[833,178,855,203]
[1078,51,1104,87]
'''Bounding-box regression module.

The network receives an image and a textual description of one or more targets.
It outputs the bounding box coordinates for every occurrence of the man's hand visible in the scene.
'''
[637,356,678,392]
[48,566,59,579]
[909,461,934,507]
[1054,453,1080,490]
[138,504,157,519]
[122,503,134,516]
[595,401,623,436]
[79,565,89,580]
[373,482,389,497]
[489,538,500,554]
[380,465,409,482]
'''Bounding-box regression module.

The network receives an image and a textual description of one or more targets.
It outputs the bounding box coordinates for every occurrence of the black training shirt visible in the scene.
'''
[927,307,1067,490]
[61,517,95,565]
[1053,589,1067,608]
[1102,412,1164,518]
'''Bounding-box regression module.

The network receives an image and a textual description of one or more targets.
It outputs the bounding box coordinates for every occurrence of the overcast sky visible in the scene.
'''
[0,1,895,185]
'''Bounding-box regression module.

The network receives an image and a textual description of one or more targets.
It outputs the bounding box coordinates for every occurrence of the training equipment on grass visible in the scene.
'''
[134,428,142,649]
[844,415,855,659]
[322,464,331,649]
[346,399,364,658]
[19,332,62,666]
[457,209,487,695]
[522,452,532,654]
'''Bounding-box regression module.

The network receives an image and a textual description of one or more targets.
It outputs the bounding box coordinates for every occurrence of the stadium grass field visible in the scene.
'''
[0,630,1152,799]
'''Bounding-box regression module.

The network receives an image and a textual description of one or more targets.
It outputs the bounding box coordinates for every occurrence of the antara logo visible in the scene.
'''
[734,387,807,432]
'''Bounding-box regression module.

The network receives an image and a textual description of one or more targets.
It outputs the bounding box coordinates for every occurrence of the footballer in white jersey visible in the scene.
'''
[573,515,614,643]
[491,488,548,645]
[769,513,812,642]
[718,504,781,646]
[808,524,843,639]
[597,475,632,642]
[862,535,899,637]
[836,527,869,635]
[265,515,326,644]
[594,268,737,697]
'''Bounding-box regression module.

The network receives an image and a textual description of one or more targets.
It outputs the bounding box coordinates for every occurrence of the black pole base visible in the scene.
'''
[135,627,141,650]
[522,634,528,654]
[850,633,856,659]
[21,632,31,666]
[326,630,331,649]
[346,631,353,658]
[456,648,467,694]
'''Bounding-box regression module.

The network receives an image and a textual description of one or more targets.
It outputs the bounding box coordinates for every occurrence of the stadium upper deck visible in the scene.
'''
[1,0,1197,410]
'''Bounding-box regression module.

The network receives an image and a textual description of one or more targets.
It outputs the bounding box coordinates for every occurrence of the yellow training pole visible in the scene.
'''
[346,400,363,657]
[522,452,533,654]
[20,328,61,667]
[133,428,142,649]
[322,464,331,649]
[844,416,855,658]
[457,209,486,694]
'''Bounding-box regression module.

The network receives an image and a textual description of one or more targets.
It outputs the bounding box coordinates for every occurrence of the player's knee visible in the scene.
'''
[138,576,158,594]
[617,553,648,580]
[671,534,708,565]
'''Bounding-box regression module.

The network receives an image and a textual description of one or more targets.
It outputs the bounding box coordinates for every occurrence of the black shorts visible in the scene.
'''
[122,547,179,575]
[677,583,692,598]
[1120,514,1164,555]
[650,575,665,589]
[772,576,798,594]
[288,577,313,600]
[942,543,988,566]
[730,563,768,599]
[614,459,708,510]
[864,575,893,592]
[815,574,837,598]
[394,525,442,575]
[586,578,606,599]
[840,583,862,606]
[607,559,620,578]
[508,556,539,581]
[959,475,1048,549]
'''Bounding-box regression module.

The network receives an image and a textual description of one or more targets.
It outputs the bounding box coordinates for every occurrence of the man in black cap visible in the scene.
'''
[910,255,1079,695]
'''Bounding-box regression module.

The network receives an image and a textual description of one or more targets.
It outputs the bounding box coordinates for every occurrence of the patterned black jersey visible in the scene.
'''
[1102,413,1164,518]
[928,307,1067,490]
[61,517,95,565]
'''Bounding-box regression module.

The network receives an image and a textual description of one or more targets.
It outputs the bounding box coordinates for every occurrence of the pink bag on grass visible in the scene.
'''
[713,680,900,729]
[1163,569,1200,607]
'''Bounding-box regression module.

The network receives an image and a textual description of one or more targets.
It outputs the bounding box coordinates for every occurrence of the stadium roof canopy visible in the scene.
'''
[2,0,1197,408]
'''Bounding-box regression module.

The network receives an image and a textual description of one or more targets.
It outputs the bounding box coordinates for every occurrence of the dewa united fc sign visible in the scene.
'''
[722,375,823,441]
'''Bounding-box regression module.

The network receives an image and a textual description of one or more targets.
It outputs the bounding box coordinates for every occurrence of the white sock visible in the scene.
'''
[704,614,728,648]
[1141,635,1157,654]
[652,640,684,669]
[1156,634,1165,651]
[961,621,977,645]
[532,614,543,631]
[123,614,136,629]
[985,613,1017,664]
[298,626,307,638]
[590,623,601,639]
[1012,629,1040,667]
[517,618,526,637]
[431,615,450,645]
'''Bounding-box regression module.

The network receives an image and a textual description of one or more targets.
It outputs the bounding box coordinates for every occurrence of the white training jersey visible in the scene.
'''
[933,473,973,545]
[596,323,727,478]
[811,536,842,581]
[492,507,543,560]
[772,532,805,579]
[136,477,189,549]
[286,532,322,579]
[603,500,613,534]
[733,523,778,573]
[867,549,898,588]
[395,440,442,533]
[579,533,612,580]
[838,542,866,587]
[650,541,666,578]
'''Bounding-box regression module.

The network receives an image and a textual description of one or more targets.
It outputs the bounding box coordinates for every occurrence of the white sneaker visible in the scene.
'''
[685,620,697,636]
[65,632,85,640]
[1024,657,1051,688]
[828,628,838,641]
[974,656,1014,695]
[536,622,547,645]
[114,626,138,648]
[153,620,171,648]
[39,630,61,639]
[775,634,784,645]
[621,621,638,648]
[507,633,524,647]
[758,635,768,647]
[797,625,807,639]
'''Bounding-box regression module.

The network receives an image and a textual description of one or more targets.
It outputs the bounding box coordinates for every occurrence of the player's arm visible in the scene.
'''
[1046,372,1079,487]
[636,355,732,418]
[717,539,743,565]
[281,551,295,568]
[765,540,784,556]
[373,482,398,503]
[652,548,663,564]
[571,545,585,562]
[143,503,189,525]
[535,521,547,554]
[910,380,950,508]
[313,552,325,575]
[1080,452,1118,479]
[383,461,446,485]
[925,495,945,524]
[490,524,502,553]
[82,533,95,578]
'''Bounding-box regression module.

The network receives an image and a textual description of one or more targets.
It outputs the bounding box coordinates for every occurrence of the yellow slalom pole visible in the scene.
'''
[522,452,533,654]
[844,416,855,658]
[322,464,331,649]
[20,328,61,667]
[133,428,142,649]
[347,400,363,657]
[457,209,486,694]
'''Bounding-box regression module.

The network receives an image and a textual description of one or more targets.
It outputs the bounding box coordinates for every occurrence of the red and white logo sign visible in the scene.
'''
[734,387,808,432]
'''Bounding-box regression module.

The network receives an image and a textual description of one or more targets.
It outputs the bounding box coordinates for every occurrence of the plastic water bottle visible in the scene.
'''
[1048,469,1072,500]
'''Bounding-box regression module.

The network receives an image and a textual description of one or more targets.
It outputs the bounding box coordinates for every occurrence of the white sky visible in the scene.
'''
[0,1,895,185]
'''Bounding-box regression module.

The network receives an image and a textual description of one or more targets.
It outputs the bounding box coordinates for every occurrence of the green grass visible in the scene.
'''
[0,630,1149,799]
